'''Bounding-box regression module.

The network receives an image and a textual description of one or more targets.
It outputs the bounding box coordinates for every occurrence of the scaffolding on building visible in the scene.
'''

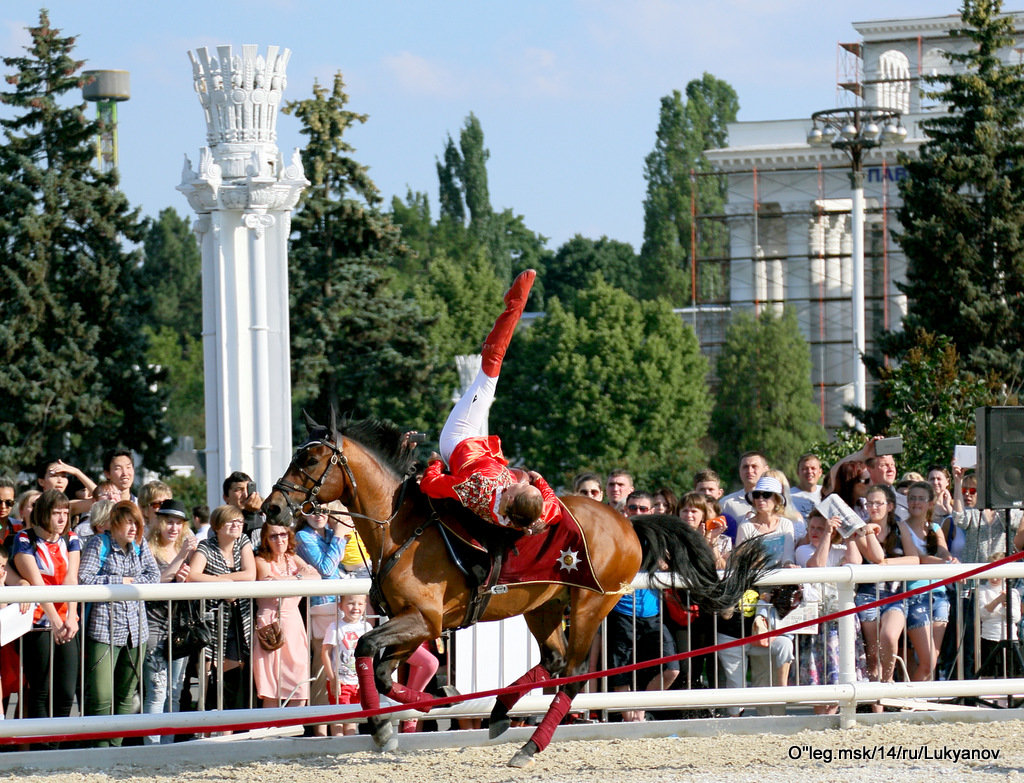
[686,155,906,432]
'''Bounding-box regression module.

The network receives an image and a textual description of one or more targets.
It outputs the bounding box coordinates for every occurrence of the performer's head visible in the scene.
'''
[502,483,544,529]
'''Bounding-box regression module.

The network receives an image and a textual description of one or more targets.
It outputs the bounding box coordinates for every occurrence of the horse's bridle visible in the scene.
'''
[272,435,358,521]
[271,433,409,528]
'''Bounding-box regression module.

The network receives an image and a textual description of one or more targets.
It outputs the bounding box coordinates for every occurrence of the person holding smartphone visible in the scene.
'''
[222,471,265,546]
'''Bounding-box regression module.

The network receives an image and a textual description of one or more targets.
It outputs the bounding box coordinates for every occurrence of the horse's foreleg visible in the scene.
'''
[354,609,436,751]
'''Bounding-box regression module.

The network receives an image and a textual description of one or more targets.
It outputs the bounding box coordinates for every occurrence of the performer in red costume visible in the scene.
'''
[420,269,560,533]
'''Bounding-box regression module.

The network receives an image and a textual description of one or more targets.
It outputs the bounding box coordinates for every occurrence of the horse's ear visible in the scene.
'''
[302,410,320,434]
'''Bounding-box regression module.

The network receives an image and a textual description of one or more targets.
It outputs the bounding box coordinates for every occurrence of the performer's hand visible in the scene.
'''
[526,470,542,484]
[427,452,443,465]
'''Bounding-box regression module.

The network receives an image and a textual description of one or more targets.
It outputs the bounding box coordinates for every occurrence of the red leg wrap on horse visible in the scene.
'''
[355,657,380,711]
[386,681,429,705]
[496,662,552,711]
[480,269,535,377]
[530,691,572,753]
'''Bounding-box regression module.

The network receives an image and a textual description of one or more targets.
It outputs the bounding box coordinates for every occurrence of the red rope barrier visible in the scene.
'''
[7,551,1024,745]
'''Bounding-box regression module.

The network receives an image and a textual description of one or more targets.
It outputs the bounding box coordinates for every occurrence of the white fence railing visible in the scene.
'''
[2,562,1024,741]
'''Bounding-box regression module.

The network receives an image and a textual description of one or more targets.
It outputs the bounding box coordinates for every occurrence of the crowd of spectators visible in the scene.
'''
[0,433,1021,744]
[571,435,1023,719]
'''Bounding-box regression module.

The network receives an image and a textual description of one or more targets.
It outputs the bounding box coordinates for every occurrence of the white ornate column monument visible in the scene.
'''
[178,45,308,509]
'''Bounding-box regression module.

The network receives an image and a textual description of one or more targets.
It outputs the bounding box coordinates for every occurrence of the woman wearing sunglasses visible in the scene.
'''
[253,523,319,708]
[735,475,796,569]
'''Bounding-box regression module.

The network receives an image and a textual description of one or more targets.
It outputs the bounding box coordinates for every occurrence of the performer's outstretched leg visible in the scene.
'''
[481,269,536,378]
[439,371,497,464]
[439,269,536,464]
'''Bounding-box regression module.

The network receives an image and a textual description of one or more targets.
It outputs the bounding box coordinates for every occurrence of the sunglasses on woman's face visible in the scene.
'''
[962,488,977,496]
[751,491,775,500]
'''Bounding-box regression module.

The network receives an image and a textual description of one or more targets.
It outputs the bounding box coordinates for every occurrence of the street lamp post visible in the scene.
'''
[807,107,907,419]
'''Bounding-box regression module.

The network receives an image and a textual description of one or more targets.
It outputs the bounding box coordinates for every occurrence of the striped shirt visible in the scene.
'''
[196,536,253,653]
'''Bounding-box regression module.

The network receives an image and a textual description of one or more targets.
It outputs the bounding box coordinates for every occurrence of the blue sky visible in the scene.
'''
[3,1,968,250]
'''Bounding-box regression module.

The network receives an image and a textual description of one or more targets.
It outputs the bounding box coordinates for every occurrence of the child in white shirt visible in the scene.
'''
[322,594,372,735]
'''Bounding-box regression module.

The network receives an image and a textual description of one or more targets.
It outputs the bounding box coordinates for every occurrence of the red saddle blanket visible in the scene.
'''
[440,499,606,594]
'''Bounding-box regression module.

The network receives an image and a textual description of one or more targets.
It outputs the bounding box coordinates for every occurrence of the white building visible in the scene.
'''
[704,12,1024,431]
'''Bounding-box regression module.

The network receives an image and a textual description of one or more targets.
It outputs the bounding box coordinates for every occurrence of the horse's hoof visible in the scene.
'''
[507,744,536,769]
[373,721,396,752]
[489,717,511,739]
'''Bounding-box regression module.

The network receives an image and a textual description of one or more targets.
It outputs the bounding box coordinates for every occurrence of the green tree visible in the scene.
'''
[491,278,710,490]
[710,308,824,480]
[888,0,1024,382]
[639,74,738,306]
[458,113,492,227]
[138,207,202,341]
[413,253,505,435]
[284,73,439,429]
[436,137,465,225]
[436,113,492,229]
[0,10,169,471]
[815,331,1001,474]
[146,325,204,448]
[430,113,550,285]
[137,207,205,446]
[541,235,640,307]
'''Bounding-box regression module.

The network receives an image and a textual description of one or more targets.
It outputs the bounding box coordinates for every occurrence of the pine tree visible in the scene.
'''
[710,308,825,479]
[889,0,1024,381]
[0,10,169,471]
[284,73,439,429]
[639,74,738,306]
[139,207,202,341]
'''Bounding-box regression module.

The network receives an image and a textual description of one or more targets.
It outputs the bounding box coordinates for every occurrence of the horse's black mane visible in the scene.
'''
[330,415,418,479]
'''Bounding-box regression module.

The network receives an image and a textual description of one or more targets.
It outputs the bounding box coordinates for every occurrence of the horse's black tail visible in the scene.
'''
[632,514,770,614]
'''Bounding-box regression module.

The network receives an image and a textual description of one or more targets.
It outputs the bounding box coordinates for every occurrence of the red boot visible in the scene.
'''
[481,269,536,377]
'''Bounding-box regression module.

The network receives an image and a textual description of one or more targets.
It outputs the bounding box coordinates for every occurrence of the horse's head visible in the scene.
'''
[262,409,356,526]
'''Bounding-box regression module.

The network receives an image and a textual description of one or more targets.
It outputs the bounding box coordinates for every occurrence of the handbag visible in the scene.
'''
[255,598,284,652]
[663,589,699,627]
[170,600,215,658]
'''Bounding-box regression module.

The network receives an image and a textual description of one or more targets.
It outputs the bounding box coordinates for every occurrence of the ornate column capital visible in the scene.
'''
[243,212,276,238]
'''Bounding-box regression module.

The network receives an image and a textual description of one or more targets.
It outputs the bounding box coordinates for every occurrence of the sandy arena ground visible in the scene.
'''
[4,719,1024,783]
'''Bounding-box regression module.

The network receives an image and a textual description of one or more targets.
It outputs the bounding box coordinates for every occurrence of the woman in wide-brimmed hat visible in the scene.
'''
[735,475,796,568]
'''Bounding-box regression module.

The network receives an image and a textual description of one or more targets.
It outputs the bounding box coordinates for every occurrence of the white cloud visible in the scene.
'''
[516,47,568,98]
[382,51,460,99]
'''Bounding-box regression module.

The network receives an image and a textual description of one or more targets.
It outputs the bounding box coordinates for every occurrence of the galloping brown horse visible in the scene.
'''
[263,413,767,768]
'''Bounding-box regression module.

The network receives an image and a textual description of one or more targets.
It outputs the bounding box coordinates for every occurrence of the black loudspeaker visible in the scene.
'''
[976,406,1024,509]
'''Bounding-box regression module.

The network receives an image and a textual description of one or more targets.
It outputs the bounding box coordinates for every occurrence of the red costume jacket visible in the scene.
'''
[420,435,561,528]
